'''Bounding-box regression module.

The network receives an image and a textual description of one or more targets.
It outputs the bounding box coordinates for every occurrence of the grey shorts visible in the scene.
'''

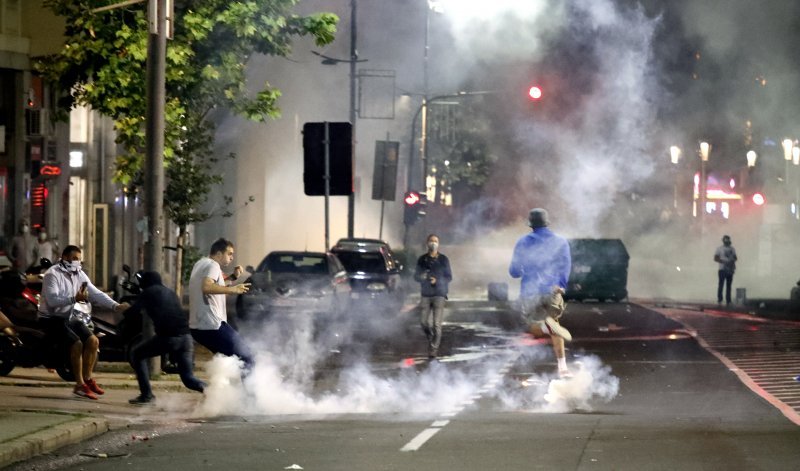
[520,291,566,324]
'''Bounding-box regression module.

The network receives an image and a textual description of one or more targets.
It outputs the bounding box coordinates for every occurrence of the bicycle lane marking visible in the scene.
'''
[652,307,800,426]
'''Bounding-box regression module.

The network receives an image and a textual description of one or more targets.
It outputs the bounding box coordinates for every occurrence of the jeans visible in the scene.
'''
[718,270,734,304]
[130,333,206,398]
[191,322,255,373]
[419,296,446,356]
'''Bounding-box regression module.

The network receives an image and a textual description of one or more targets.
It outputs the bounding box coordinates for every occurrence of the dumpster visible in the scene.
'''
[565,239,629,302]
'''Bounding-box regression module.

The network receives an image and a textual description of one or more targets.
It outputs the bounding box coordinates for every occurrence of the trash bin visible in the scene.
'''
[488,282,508,301]
[565,239,629,302]
[735,288,746,305]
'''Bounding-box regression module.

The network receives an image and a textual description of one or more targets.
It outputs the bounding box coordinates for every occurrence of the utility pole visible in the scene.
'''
[143,0,168,377]
[143,0,167,274]
[347,0,357,238]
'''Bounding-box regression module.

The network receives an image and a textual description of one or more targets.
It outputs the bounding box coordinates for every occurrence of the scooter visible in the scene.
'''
[0,270,75,380]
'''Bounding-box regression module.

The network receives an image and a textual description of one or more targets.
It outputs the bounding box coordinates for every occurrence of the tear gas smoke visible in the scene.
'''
[493,353,619,413]
[188,312,618,419]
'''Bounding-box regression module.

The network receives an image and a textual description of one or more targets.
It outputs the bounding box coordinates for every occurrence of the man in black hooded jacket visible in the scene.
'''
[124,271,206,404]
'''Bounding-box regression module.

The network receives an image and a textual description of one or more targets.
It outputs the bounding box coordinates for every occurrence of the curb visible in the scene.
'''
[0,416,109,469]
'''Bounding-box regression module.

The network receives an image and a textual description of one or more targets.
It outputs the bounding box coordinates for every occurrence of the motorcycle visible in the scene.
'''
[0,269,75,380]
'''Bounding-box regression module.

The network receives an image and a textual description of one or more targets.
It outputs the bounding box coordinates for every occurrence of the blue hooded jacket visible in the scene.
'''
[509,227,571,298]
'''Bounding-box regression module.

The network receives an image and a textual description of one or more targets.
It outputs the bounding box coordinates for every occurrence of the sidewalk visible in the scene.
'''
[0,365,207,469]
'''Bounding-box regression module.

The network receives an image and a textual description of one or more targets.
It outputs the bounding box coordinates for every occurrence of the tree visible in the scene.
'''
[37,0,338,291]
[427,99,497,205]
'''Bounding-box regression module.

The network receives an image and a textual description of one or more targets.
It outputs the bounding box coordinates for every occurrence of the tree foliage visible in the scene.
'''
[37,0,338,228]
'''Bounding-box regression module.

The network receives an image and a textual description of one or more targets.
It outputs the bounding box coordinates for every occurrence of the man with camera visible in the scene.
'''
[414,234,453,360]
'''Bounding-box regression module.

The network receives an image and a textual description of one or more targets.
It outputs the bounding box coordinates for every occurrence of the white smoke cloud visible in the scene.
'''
[493,353,619,413]
[189,313,618,419]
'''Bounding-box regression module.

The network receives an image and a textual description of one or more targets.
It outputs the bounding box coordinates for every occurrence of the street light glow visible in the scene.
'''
[782,138,793,161]
[528,86,542,100]
[670,146,681,164]
[746,150,757,167]
[699,141,710,161]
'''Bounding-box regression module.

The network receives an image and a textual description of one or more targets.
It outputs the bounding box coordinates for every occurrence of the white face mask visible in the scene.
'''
[62,260,82,273]
[39,233,47,241]
[21,225,29,234]
[427,242,439,252]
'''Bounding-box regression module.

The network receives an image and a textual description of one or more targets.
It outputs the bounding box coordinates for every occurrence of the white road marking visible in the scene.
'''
[431,420,450,427]
[400,428,441,452]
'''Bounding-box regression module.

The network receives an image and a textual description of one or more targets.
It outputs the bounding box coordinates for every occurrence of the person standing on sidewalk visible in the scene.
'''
[509,208,573,378]
[124,271,206,404]
[189,238,254,374]
[38,245,130,399]
[414,234,452,359]
[8,218,37,272]
[713,235,737,306]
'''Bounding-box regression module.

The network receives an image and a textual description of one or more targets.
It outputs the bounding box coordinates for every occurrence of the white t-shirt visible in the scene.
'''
[188,257,226,330]
[714,245,737,272]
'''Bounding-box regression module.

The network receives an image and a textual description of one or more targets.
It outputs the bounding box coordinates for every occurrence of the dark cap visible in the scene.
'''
[139,271,163,289]
[528,208,549,228]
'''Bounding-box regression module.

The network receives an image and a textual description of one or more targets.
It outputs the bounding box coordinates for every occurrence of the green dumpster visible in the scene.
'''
[565,239,629,302]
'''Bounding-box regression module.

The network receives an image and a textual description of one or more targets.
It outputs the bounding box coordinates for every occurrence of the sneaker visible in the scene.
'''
[128,395,155,405]
[85,378,105,395]
[73,384,99,400]
[544,317,572,342]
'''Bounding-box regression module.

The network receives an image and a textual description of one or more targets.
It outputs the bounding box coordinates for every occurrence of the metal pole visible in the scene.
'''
[347,0,357,238]
[143,0,167,377]
[324,122,331,251]
[378,132,389,240]
[421,3,430,196]
[144,0,166,272]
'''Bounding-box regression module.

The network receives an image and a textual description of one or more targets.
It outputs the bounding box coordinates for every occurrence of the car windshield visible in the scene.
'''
[334,251,385,273]
[261,254,328,275]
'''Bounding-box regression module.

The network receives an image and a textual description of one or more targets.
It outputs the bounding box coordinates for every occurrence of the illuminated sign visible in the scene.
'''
[40,164,62,176]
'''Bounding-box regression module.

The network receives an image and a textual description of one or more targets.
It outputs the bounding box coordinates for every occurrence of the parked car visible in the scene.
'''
[331,238,405,309]
[235,251,351,321]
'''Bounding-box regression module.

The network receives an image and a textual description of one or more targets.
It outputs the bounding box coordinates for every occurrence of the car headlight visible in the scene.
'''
[366,282,387,291]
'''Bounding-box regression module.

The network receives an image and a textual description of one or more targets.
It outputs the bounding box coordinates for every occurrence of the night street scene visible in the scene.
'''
[2,1,800,470]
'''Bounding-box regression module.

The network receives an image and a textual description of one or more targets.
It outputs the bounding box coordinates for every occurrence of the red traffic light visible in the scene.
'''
[752,193,766,206]
[404,191,421,206]
[528,86,542,100]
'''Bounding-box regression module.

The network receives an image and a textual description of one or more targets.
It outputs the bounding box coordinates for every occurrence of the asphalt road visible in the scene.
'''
[7,301,800,470]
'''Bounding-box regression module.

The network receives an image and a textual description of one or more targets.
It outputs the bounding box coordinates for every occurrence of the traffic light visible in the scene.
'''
[527,85,542,101]
[403,190,427,225]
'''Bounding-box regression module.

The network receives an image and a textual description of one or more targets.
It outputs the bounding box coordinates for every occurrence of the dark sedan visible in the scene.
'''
[235,251,351,321]
[330,238,405,310]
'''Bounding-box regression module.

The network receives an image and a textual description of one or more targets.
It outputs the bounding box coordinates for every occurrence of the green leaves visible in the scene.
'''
[38,0,338,225]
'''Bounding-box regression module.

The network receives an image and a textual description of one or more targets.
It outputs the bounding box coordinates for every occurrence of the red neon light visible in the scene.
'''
[40,165,62,176]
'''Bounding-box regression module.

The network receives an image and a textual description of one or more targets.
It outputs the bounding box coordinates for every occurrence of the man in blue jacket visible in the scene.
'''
[509,208,573,378]
[414,234,452,359]
[124,271,206,404]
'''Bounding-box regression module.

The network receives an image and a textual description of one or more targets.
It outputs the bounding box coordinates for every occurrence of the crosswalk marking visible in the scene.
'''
[653,307,800,426]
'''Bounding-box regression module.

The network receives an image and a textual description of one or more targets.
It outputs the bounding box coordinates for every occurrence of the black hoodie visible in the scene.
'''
[124,271,190,337]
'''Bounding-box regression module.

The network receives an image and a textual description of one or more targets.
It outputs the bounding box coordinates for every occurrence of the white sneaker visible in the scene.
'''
[544,317,572,342]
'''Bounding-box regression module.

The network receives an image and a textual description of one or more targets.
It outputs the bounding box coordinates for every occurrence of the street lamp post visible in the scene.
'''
[699,141,710,233]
